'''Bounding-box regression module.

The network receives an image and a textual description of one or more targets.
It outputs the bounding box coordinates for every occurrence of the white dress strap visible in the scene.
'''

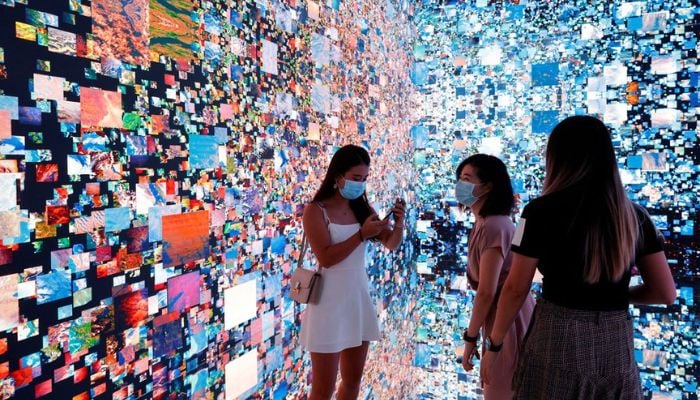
[315,202,332,226]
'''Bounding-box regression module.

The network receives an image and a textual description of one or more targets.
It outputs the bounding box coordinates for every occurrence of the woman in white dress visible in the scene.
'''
[300,145,406,399]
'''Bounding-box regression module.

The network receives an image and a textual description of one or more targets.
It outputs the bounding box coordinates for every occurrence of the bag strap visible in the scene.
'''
[297,234,308,270]
[296,202,330,272]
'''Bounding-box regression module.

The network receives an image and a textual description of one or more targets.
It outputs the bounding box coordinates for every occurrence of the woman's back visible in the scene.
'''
[512,185,664,311]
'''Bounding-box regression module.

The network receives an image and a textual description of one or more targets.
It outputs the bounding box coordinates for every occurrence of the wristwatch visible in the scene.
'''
[462,330,479,343]
[485,336,502,352]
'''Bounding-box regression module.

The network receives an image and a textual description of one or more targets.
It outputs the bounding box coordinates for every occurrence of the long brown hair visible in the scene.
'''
[543,116,638,283]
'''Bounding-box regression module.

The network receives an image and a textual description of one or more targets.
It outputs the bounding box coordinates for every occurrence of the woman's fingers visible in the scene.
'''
[392,199,407,222]
[361,214,389,238]
[462,359,473,372]
[371,220,388,235]
[462,346,474,372]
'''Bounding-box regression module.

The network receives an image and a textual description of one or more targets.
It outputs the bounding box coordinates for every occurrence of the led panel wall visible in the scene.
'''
[408,1,698,398]
[0,0,415,398]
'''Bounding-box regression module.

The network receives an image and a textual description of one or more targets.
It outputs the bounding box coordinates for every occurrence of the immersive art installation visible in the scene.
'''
[410,1,697,398]
[0,0,415,398]
[0,0,697,399]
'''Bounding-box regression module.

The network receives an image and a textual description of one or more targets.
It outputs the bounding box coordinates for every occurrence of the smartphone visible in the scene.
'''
[383,198,406,221]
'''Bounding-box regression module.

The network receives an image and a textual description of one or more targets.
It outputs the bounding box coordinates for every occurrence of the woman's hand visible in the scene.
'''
[390,198,406,226]
[360,214,388,240]
[461,342,479,372]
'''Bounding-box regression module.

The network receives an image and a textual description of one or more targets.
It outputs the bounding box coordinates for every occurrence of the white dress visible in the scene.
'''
[299,208,381,353]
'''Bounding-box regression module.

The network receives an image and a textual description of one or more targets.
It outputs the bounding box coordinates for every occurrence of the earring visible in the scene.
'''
[333,183,337,189]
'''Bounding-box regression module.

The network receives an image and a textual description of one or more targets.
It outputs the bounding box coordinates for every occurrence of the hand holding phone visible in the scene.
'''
[382,210,394,221]
[382,198,405,221]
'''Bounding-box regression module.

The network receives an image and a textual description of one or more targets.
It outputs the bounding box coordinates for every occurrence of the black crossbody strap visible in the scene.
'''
[297,234,308,270]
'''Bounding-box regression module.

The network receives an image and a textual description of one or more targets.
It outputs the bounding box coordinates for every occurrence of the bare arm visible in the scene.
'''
[481,254,537,384]
[488,253,538,345]
[629,251,676,305]
[376,225,404,251]
[302,203,362,268]
[465,248,504,338]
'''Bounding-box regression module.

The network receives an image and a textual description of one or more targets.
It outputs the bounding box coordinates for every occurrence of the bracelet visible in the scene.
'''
[462,330,479,343]
[485,336,503,352]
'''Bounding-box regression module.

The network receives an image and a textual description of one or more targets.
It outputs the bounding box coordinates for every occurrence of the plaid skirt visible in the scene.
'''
[513,299,643,400]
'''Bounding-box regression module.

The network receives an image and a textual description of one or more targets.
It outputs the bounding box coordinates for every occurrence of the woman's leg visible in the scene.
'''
[310,352,340,400]
[337,342,369,400]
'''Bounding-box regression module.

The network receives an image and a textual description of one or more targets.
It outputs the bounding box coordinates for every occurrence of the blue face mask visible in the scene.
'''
[455,180,480,207]
[339,178,366,200]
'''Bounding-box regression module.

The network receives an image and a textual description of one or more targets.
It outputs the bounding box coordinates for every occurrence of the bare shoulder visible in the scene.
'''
[303,203,331,244]
[303,202,323,218]
[302,202,326,226]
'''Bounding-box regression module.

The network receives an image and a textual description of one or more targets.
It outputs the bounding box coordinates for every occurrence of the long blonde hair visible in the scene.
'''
[543,116,639,283]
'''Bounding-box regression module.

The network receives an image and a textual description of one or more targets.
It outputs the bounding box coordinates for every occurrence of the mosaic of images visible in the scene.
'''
[407,1,698,398]
[0,0,416,398]
[0,0,698,399]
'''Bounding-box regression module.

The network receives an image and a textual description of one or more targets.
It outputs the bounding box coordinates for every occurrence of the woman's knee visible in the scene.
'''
[340,371,363,388]
[310,383,336,400]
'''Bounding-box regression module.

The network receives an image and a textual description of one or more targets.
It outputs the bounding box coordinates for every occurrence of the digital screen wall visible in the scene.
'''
[0,0,415,398]
[0,0,697,399]
[408,1,697,398]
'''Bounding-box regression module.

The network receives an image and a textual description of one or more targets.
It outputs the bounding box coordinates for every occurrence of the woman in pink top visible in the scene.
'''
[455,154,535,400]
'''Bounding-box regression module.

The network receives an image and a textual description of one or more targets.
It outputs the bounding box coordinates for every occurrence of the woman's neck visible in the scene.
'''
[326,192,350,207]
[471,198,485,221]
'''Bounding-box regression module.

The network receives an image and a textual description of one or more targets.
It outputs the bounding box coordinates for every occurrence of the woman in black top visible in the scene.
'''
[480,116,676,399]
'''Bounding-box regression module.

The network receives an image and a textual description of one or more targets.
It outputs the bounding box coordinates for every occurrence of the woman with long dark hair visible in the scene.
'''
[481,116,676,399]
[299,144,406,399]
[454,154,534,399]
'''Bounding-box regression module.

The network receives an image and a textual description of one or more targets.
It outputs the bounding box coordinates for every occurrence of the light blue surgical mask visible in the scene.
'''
[339,179,366,200]
[455,180,480,207]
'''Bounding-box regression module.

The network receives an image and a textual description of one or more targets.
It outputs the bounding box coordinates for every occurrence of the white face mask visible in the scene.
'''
[455,180,480,207]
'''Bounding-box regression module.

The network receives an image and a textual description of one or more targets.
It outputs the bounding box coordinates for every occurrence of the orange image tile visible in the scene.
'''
[0,110,10,138]
[91,0,149,65]
[162,210,210,268]
[46,205,70,225]
[150,114,169,134]
[80,87,122,128]
[0,361,7,380]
